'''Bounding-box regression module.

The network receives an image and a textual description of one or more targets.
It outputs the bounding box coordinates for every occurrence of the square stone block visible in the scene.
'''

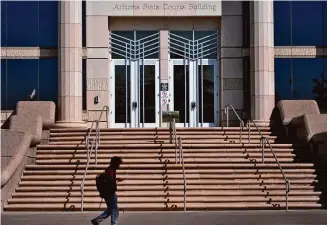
[87,90,109,110]
[222,1,242,16]
[86,16,109,48]
[222,90,244,109]
[221,58,243,79]
[87,59,109,79]
[87,48,109,59]
[221,16,242,47]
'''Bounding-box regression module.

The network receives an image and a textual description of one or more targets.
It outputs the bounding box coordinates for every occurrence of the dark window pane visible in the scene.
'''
[198,65,214,123]
[275,58,292,102]
[7,60,38,110]
[1,60,7,109]
[82,0,86,47]
[194,30,218,59]
[1,1,7,46]
[39,59,58,104]
[293,58,323,100]
[136,31,159,59]
[82,59,86,110]
[174,65,189,123]
[274,1,291,46]
[115,65,130,123]
[39,1,58,47]
[6,1,38,46]
[169,31,193,59]
[292,2,323,46]
[140,65,156,123]
[111,31,134,59]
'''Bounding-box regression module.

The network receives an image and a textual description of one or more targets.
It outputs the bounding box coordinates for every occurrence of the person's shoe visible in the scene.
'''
[91,219,99,225]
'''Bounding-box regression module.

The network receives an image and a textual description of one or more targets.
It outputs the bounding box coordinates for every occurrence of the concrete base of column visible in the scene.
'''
[54,121,87,128]
[251,120,271,127]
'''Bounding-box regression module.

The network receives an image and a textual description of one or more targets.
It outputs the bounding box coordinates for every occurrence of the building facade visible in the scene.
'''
[1,1,327,128]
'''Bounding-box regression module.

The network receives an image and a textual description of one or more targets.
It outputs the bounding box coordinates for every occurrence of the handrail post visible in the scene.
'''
[224,106,229,127]
[247,121,250,144]
[169,120,173,144]
[239,121,244,143]
[260,137,265,163]
[174,119,177,164]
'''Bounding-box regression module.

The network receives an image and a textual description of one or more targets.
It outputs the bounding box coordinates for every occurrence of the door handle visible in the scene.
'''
[191,102,196,111]
[132,101,137,111]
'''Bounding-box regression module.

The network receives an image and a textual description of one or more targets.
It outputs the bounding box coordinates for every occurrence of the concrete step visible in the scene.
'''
[20,174,316,182]
[49,127,273,133]
[50,131,276,137]
[3,202,321,211]
[35,152,296,159]
[22,168,316,176]
[15,184,316,192]
[7,196,320,204]
[25,163,315,170]
[38,143,303,149]
[12,190,321,198]
[18,178,316,187]
[48,135,279,141]
[34,158,297,165]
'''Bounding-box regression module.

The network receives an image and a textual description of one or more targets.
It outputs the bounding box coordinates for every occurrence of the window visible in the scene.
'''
[1,1,58,47]
[275,58,326,103]
[274,58,292,101]
[274,1,327,46]
[1,59,58,110]
[82,59,87,110]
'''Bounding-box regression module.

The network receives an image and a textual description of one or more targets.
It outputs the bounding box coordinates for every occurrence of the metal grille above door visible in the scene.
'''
[110,31,160,60]
[168,31,219,60]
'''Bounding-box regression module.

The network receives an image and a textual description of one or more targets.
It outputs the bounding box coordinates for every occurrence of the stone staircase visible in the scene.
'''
[3,127,324,211]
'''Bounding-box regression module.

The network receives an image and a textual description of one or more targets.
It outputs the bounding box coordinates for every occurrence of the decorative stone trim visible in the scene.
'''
[87,78,109,91]
[1,47,88,58]
[275,46,327,58]
[222,78,243,90]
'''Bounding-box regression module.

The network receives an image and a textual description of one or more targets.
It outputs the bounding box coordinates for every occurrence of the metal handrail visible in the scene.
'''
[80,106,109,211]
[224,105,244,143]
[247,119,291,211]
[177,137,187,212]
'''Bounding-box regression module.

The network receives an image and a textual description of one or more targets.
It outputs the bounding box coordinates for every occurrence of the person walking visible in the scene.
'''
[92,156,124,225]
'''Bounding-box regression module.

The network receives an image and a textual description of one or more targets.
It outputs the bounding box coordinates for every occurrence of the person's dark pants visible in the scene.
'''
[93,193,119,225]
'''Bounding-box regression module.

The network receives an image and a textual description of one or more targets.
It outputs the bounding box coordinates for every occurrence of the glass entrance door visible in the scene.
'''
[168,30,219,127]
[109,31,160,128]
[169,59,218,127]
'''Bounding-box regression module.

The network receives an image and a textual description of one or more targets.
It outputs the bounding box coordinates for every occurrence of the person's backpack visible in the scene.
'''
[95,171,116,198]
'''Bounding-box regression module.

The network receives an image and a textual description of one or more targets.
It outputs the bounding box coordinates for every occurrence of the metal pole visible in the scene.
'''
[248,121,250,144]
[201,43,204,127]
[138,41,141,127]
[261,137,265,163]
[125,43,128,128]
[142,43,145,128]
[174,118,177,164]
[184,43,187,127]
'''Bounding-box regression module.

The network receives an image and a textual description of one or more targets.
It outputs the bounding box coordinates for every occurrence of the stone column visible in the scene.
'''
[56,0,86,127]
[160,30,169,127]
[250,1,275,126]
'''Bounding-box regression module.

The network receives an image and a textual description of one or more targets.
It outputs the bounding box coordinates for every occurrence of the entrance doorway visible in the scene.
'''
[168,30,219,127]
[109,31,160,128]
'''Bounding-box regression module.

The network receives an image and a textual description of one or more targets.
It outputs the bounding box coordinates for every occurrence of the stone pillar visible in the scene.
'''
[250,1,275,126]
[160,30,169,127]
[56,0,86,127]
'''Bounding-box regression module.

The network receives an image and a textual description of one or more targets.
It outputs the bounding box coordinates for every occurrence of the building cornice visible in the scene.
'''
[0,46,326,59]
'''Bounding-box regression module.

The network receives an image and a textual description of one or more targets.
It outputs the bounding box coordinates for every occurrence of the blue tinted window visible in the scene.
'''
[2,1,58,47]
[1,1,7,46]
[39,59,58,104]
[6,1,39,46]
[274,1,291,46]
[39,1,58,47]
[275,58,292,101]
[293,58,323,100]
[292,2,323,46]
[7,60,38,110]
[324,2,327,46]
[1,60,7,109]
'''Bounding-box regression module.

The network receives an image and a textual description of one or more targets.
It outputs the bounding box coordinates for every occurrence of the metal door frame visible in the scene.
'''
[169,59,218,127]
[110,59,160,128]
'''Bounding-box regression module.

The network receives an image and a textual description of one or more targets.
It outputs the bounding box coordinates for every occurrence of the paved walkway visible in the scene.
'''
[2,210,327,225]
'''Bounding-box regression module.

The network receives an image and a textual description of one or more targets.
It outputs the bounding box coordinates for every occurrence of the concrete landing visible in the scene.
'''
[2,210,327,225]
